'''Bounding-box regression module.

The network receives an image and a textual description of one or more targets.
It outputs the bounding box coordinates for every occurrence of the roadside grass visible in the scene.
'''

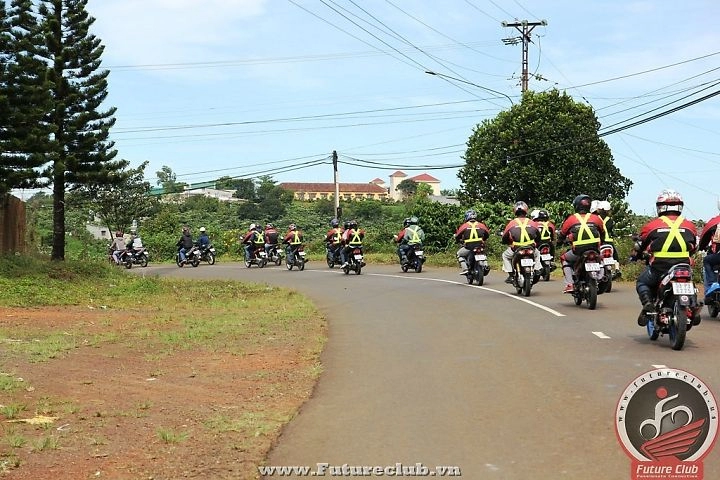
[0,254,326,478]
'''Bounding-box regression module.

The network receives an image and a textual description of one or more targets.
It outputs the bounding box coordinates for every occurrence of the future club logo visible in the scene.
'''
[616,368,718,479]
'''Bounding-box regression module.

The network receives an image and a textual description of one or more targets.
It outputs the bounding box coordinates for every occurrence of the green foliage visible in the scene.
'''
[459,89,632,206]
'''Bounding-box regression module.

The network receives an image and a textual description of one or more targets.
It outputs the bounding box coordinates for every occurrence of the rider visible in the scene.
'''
[594,200,621,278]
[454,209,490,276]
[396,216,425,266]
[393,218,411,264]
[340,220,365,268]
[240,223,259,260]
[282,223,304,262]
[501,201,541,284]
[532,208,556,262]
[632,189,697,326]
[197,227,210,249]
[557,195,605,294]
[110,230,127,265]
[325,218,344,262]
[176,226,194,264]
[264,223,280,256]
[698,212,720,302]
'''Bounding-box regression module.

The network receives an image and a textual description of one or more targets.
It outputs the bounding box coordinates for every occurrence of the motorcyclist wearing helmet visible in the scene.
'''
[110,230,127,265]
[532,208,556,259]
[176,226,194,264]
[501,201,542,284]
[557,195,605,293]
[395,216,425,266]
[340,219,365,268]
[264,223,280,256]
[240,223,259,261]
[325,218,344,262]
[595,200,621,278]
[454,209,490,275]
[632,189,697,326]
[197,226,210,249]
[282,223,305,262]
[698,211,720,302]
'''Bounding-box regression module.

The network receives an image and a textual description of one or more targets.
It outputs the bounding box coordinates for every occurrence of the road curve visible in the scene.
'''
[145,261,720,479]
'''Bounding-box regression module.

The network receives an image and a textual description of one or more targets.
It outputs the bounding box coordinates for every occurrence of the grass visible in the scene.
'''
[156,427,189,444]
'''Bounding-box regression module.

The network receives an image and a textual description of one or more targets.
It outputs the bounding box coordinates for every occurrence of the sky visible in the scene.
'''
[23,0,720,220]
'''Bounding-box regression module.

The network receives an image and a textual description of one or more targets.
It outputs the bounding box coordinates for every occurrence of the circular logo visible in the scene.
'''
[616,368,718,462]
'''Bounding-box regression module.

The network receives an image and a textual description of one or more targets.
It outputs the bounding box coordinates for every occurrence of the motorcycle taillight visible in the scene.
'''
[585,251,598,261]
[519,248,533,256]
[600,247,613,258]
[541,246,550,255]
[674,269,692,281]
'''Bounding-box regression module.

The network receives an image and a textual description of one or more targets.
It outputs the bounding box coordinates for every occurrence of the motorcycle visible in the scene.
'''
[641,263,701,351]
[286,245,307,271]
[108,246,134,269]
[244,245,268,268]
[401,244,425,273]
[326,244,342,268]
[267,244,284,266]
[510,246,538,297]
[537,243,555,281]
[704,266,720,318]
[597,244,615,293]
[198,244,216,265]
[569,249,604,309]
[176,246,200,268]
[464,243,490,286]
[343,246,364,275]
[130,248,149,268]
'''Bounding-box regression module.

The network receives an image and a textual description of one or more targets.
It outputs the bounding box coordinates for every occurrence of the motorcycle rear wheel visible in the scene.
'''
[670,302,687,351]
[299,258,305,271]
[355,264,362,275]
[587,279,598,310]
[402,263,409,273]
[474,266,483,286]
[522,273,532,297]
[543,268,550,281]
[139,257,148,268]
[286,257,293,270]
[573,287,582,305]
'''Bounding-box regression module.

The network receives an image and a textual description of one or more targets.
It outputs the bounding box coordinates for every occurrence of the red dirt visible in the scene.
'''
[0,307,318,480]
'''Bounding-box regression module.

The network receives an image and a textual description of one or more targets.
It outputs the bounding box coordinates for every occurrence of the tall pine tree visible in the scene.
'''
[38,0,123,260]
[0,0,54,196]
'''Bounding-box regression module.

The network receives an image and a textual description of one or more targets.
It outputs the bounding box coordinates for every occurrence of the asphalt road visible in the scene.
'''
[145,261,720,479]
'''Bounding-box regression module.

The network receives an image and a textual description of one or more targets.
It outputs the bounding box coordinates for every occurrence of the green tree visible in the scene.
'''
[459,89,632,205]
[216,176,255,200]
[156,165,186,194]
[38,0,124,260]
[0,0,53,195]
[395,179,417,198]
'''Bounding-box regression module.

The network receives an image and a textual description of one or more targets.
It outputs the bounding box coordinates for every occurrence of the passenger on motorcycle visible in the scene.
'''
[396,216,425,266]
[695,212,720,303]
[176,226,194,264]
[240,223,261,260]
[325,218,344,260]
[197,227,210,248]
[557,195,605,293]
[592,200,621,278]
[531,209,556,258]
[501,201,542,284]
[110,230,127,265]
[340,220,365,268]
[454,209,490,275]
[631,190,697,326]
[282,224,304,260]
[264,223,280,256]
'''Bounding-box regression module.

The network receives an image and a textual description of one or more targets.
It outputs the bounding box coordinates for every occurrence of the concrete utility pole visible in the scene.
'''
[332,150,341,220]
[501,20,547,92]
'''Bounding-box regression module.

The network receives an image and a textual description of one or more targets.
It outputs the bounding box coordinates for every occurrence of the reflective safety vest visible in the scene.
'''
[330,228,343,244]
[539,221,552,241]
[465,221,482,242]
[405,225,422,245]
[348,229,363,246]
[601,217,614,243]
[572,213,600,247]
[253,231,265,245]
[289,231,302,245]
[512,218,534,247]
[653,216,689,258]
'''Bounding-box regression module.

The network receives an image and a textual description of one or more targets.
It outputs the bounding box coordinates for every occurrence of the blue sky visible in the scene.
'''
[69,0,720,220]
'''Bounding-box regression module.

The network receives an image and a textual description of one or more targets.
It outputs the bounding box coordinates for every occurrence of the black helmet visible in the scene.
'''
[330,218,339,228]
[343,220,351,229]
[537,209,549,221]
[514,201,529,217]
[409,216,419,225]
[464,209,477,222]
[573,194,591,213]
[403,217,411,227]
[349,220,358,230]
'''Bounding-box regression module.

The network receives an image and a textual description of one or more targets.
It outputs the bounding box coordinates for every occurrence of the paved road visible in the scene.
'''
[147,261,720,479]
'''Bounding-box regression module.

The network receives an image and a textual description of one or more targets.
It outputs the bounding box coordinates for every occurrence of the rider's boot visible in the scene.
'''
[458,258,468,276]
[637,290,655,327]
[562,265,574,293]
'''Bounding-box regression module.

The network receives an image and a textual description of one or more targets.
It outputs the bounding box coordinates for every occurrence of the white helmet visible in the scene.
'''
[598,201,611,211]
[590,200,600,214]
[199,227,206,232]
[249,223,256,230]
[530,209,540,221]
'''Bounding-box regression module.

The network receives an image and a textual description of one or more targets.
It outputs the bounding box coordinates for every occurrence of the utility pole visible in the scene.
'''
[501,20,547,92]
[332,150,341,220]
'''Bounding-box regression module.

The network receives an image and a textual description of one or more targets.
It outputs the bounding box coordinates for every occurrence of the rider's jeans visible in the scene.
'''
[703,252,720,290]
